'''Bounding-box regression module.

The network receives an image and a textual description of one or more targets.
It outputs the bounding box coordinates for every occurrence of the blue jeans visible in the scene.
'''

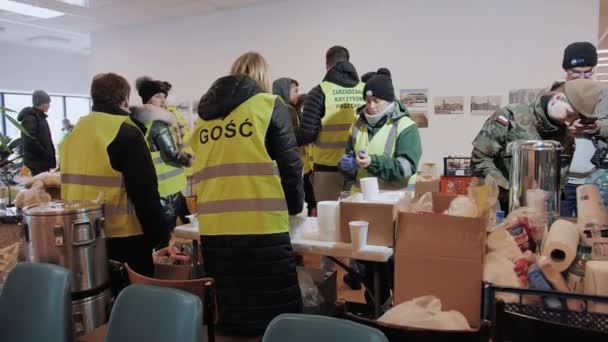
[560,183,579,217]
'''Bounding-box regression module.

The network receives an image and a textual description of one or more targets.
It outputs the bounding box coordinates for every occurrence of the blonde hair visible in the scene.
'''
[230,52,271,92]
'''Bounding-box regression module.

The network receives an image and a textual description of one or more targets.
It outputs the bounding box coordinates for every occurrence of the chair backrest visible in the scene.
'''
[124,263,217,323]
[104,284,202,342]
[262,314,388,342]
[0,262,72,342]
[335,300,490,342]
[493,301,606,341]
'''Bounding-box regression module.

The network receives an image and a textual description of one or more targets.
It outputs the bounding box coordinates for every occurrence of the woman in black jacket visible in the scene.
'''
[130,77,192,235]
[194,52,304,335]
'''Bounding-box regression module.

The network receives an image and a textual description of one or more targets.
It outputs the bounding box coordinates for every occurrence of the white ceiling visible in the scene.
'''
[0,0,274,53]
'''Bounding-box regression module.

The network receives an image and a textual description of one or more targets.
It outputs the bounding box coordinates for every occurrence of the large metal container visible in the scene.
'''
[72,287,113,336]
[22,201,109,293]
[508,140,563,215]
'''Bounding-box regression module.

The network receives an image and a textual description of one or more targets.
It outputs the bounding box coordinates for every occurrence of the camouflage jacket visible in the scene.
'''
[471,100,574,189]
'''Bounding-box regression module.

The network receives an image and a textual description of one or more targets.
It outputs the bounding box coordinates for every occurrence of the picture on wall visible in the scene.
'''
[508,88,543,104]
[434,96,464,115]
[470,95,503,115]
[400,88,429,128]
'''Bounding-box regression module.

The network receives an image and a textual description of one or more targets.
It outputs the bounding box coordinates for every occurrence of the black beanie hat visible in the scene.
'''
[563,42,597,70]
[362,68,395,102]
[361,71,376,83]
[136,76,172,104]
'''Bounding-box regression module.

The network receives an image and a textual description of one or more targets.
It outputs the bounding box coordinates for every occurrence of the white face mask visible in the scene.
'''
[547,93,575,123]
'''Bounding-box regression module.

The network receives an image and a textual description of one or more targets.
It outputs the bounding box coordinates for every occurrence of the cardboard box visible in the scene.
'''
[394,208,486,327]
[415,179,440,195]
[297,267,337,315]
[339,194,409,247]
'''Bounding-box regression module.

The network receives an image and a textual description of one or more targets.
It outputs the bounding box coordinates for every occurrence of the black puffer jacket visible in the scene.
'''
[296,61,360,147]
[197,75,303,334]
[17,107,56,174]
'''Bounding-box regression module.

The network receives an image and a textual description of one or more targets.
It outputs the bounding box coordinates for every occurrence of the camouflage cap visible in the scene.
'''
[564,79,604,117]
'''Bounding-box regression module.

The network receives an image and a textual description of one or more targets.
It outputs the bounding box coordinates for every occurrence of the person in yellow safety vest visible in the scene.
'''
[338,68,422,312]
[272,78,317,217]
[192,52,304,334]
[296,46,365,202]
[167,105,194,177]
[130,77,192,233]
[60,73,168,277]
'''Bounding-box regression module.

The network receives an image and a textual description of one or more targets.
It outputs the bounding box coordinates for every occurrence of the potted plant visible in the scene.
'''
[0,106,32,210]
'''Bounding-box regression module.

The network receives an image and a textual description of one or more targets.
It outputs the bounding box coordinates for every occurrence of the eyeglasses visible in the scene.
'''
[568,69,595,79]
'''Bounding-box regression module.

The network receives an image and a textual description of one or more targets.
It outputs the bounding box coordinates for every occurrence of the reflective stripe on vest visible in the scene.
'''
[352,115,417,192]
[145,121,187,197]
[191,93,288,236]
[168,106,194,177]
[313,81,365,166]
[60,112,143,238]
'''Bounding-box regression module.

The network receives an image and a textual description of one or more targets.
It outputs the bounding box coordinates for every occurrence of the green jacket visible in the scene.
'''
[471,100,574,189]
[346,101,422,182]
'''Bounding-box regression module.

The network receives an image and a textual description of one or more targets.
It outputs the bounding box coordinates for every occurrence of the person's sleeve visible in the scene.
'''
[149,121,190,168]
[107,122,169,246]
[267,99,304,215]
[471,110,510,189]
[296,85,325,146]
[367,125,422,182]
[20,115,47,156]
[595,88,608,141]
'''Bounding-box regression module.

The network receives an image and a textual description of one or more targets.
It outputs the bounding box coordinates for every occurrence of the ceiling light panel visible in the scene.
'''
[0,0,64,19]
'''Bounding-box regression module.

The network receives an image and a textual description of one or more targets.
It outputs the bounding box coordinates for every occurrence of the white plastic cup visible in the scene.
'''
[360,177,379,201]
[349,221,369,251]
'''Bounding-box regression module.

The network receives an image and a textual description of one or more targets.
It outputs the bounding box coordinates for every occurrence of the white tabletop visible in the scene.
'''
[174,216,394,262]
[173,223,199,240]
[291,239,393,262]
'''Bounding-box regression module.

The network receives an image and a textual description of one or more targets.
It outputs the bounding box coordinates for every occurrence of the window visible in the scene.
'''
[3,93,32,140]
[65,97,91,125]
[47,96,64,147]
[0,92,91,148]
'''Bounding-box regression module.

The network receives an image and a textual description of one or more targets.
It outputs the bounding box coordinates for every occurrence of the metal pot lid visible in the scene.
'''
[507,140,563,153]
[23,200,102,216]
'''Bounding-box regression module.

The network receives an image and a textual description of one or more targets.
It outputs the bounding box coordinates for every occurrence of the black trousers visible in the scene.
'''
[303,172,317,214]
[107,235,154,277]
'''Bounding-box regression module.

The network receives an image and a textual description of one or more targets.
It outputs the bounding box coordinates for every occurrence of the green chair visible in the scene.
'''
[262,314,388,342]
[104,284,203,342]
[0,262,72,342]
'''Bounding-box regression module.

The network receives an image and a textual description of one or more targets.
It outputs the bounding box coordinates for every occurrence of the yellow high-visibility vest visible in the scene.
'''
[167,106,194,177]
[144,122,187,197]
[60,112,143,238]
[352,115,417,191]
[191,93,288,236]
[301,145,314,174]
[313,81,365,166]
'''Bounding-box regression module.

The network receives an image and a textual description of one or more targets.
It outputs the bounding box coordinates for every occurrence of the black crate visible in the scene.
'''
[444,156,472,176]
[483,283,608,334]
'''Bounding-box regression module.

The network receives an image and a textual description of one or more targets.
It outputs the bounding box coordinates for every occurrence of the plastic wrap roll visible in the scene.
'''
[541,219,580,272]
[317,201,339,242]
[576,185,608,260]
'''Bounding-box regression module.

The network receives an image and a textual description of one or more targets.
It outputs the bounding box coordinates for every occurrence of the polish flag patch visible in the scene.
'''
[495,115,509,126]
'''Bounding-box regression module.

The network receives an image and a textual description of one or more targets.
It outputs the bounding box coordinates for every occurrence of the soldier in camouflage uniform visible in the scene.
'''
[472,79,603,211]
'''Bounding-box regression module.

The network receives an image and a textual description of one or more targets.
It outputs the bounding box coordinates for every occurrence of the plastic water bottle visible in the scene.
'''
[586,169,608,208]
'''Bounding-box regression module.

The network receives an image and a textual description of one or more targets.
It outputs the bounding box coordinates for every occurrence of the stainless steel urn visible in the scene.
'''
[508,140,563,215]
[22,200,109,293]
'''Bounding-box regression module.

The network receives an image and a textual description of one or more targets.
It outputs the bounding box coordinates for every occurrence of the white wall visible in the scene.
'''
[0,42,93,95]
[91,0,599,170]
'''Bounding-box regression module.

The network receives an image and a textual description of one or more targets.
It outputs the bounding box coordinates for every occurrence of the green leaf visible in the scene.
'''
[8,137,22,150]
[0,106,33,138]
